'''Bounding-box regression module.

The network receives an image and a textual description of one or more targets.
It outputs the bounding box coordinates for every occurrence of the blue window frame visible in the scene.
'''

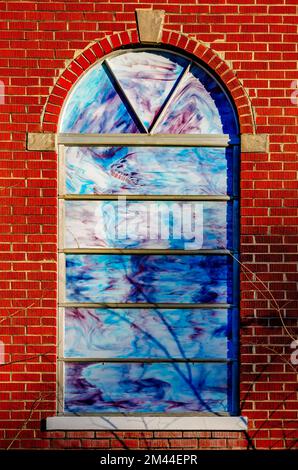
[58,49,240,416]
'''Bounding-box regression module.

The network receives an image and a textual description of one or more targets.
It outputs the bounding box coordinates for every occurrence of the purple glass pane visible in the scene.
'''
[154,65,223,134]
[64,200,229,250]
[64,308,229,359]
[65,146,231,195]
[65,254,232,304]
[65,362,228,413]
[60,63,140,133]
[107,51,188,130]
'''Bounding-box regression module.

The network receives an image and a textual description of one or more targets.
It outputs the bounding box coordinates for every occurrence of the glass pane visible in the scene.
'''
[193,66,238,135]
[60,63,141,134]
[153,64,224,134]
[107,51,188,130]
[65,146,232,195]
[65,254,233,303]
[64,200,232,250]
[64,308,230,359]
[64,362,229,413]
[153,64,238,135]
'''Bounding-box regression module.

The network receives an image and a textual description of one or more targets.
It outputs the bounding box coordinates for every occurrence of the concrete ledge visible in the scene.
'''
[46,416,248,431]
[241,134,268,153]
[27,132,56,151]
[135,9,165,43]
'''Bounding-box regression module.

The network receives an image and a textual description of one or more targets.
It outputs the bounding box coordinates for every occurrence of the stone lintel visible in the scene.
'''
[135,9,165,43]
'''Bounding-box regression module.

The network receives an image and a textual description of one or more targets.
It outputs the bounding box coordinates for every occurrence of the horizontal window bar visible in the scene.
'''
[60,303,234,309]
[60,194,233,201]
[58,133,240,147]
[60,358,232,363]
[60,249,233,255]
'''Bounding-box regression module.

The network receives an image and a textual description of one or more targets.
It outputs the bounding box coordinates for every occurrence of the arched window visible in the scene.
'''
[58,49,240,420]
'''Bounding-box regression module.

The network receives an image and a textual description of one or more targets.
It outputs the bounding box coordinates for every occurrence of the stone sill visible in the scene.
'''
[46,416,248,431]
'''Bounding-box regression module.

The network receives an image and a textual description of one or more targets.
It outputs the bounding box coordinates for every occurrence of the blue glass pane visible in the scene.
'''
[65,146,232,195]
[65,362,229,413]
[64,308,231,359]
[60,63,140,133]
[107,51,188,130]
[65,200,232,250]
[189,64,238,135]
[65,254,233,303]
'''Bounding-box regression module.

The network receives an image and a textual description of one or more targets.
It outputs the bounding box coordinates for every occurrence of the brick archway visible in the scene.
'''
[42,29,254,135]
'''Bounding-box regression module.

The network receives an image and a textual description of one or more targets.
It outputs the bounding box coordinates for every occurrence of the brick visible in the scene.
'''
[99,37,112,54]
[83,47,97,64]
[52,439,82,449]
[118,31,130,46]
[90,42,104,59]
[110,34,121,50]
[75,54,89,70]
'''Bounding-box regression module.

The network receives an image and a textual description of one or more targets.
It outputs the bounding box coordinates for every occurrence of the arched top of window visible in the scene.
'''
[59,49,239,135]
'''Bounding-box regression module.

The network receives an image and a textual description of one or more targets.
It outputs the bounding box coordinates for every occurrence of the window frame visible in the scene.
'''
[55,47,242,426]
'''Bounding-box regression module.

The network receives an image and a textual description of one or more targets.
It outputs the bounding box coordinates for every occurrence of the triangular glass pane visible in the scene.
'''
[60,62,141,133]
[153,64,223,134]
[107,51,189,130]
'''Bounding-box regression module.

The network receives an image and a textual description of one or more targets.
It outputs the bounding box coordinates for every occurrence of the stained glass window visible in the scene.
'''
[58,49,239,417]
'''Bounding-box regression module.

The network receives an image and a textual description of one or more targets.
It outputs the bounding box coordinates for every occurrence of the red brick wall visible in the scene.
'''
[0,0,297,450]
